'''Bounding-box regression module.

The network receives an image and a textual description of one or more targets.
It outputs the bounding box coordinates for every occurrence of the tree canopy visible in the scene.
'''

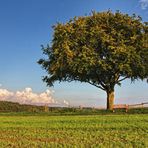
[38,11,148,109]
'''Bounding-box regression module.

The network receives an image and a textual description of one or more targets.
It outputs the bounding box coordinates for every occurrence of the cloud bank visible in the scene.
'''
[0,87,69,106]
[63,100,69,106]
[0,87,57,105]
[140,0,148,9]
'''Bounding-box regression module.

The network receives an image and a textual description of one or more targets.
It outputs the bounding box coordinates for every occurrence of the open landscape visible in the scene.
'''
[0,101,147,147]
[0,113,147,147]
[0,0,148,147]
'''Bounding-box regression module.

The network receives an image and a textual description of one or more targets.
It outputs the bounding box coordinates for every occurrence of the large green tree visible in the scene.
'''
[38,11,148,110]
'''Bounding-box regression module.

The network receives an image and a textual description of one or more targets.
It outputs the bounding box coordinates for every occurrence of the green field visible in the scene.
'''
[0,114,147,147]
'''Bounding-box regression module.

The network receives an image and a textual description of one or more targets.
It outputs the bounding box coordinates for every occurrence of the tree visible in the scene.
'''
[38,11,148,110]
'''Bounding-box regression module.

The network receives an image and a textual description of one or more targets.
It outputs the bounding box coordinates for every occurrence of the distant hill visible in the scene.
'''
[0,101,45,112]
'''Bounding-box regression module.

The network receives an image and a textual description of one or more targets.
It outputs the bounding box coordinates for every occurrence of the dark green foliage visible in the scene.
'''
[0,101,44,112]
[38,11,148,109]
[38,11,148,88]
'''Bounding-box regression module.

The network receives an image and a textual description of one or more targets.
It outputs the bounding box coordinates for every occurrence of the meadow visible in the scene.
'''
[0,114,147,147]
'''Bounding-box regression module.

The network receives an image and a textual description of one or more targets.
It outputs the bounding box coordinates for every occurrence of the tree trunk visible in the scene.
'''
[106,90,114,110]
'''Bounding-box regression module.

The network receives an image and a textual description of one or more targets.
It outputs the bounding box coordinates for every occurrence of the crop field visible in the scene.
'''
[0,114,147,147]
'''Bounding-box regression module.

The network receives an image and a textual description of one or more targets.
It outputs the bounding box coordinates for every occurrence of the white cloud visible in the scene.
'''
[0,89,14,99]
[140,0,148,10]
[0,87,57,106]
[63,100,69,106]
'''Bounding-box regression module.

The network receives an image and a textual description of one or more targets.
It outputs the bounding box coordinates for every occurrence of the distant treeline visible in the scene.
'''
[0,101,148,115]
[0,101,45,112]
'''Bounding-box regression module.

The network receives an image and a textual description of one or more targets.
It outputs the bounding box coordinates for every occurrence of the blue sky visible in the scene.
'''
[0,0,148,107]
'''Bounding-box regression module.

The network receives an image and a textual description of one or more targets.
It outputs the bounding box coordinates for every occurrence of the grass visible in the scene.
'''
[0,114,147,147]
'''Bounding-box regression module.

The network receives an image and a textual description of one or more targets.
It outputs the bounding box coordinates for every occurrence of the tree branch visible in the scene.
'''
[87,81,106,91]
[117,76,128,83]
[73,77,106,91]
[97,78,107,89]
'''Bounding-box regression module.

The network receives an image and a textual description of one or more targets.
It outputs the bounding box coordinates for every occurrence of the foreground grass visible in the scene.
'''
[0,114,147,147]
